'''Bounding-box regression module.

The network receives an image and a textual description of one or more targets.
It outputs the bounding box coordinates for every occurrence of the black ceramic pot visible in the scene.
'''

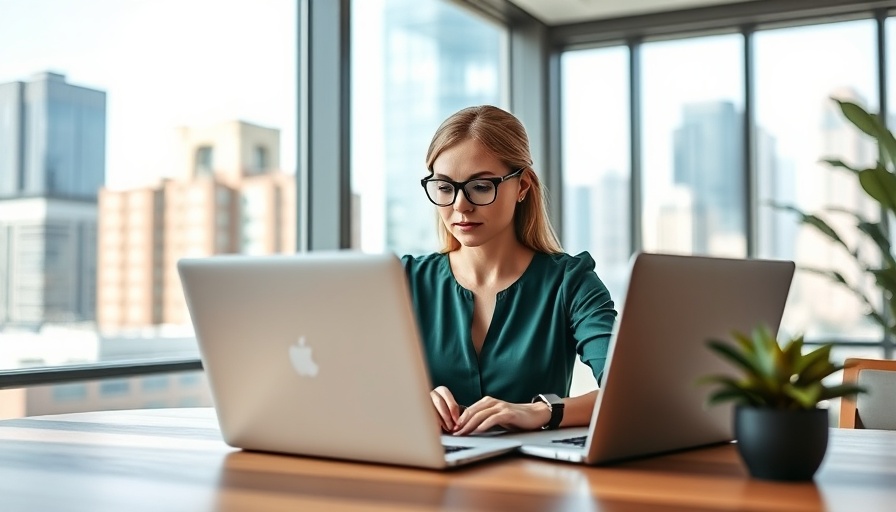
[734,406,829,481]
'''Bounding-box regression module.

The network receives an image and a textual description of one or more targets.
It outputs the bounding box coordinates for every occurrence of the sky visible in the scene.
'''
[0,0,297,188]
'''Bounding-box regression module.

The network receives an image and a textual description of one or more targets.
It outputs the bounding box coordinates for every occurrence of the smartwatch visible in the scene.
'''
[531,393,564,430]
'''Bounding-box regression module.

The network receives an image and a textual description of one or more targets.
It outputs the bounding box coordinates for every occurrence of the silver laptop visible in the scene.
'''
[177,251,520,469]
[503,252,795,465]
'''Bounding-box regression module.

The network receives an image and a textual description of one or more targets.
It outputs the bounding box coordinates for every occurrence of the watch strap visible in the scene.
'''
[531,393,564,430]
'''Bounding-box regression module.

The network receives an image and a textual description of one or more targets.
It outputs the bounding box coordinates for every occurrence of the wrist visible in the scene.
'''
[531,402,552,428]
[530,393,564,430]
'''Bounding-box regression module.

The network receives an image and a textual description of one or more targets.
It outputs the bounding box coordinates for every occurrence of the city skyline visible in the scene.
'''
[0,0,297,190]
[0,0,892,423]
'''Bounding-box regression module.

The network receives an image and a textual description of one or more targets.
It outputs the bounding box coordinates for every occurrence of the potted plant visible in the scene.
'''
[701,324,866,481]
[774,98,896,343]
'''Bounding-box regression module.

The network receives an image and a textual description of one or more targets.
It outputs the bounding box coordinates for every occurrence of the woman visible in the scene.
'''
[402,105,617,436]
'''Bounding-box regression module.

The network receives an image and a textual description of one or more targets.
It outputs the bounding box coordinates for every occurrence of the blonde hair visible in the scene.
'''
[425,105,562,254]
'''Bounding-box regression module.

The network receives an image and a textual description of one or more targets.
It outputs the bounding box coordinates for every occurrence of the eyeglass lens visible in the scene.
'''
[425,179,497,206]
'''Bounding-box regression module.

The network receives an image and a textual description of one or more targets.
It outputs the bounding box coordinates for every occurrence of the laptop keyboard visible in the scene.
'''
[444,445,474,453]
[552,435,587,447]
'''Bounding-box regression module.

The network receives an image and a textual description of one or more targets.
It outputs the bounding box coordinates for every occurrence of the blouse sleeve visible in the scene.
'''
[563,252,618,385]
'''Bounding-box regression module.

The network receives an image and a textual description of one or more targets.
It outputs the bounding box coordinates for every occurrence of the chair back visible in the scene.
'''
[839,358,896,430]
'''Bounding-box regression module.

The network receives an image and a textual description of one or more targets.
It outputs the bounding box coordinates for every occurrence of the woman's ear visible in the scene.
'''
[517,170,533,202]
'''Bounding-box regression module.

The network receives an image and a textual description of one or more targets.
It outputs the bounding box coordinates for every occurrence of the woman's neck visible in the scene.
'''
[450,239,533,288]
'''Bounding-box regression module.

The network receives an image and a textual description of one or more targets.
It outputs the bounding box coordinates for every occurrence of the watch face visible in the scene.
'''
[543,393,563,406]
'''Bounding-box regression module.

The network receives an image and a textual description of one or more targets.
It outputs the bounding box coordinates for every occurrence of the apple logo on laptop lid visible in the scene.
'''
[289,336,319,377]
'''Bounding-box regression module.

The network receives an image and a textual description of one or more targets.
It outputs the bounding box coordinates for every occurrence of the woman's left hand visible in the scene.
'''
[452,396,551,435]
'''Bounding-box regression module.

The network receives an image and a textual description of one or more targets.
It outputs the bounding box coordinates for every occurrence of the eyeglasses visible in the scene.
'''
[420,168,524,207]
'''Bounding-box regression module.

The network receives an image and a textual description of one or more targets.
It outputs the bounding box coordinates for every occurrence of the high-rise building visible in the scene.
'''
[0,198,97,324]
[591,171,631,297]
[0,72,105,325]
[672,101,744,253]
[563,185,594,255]
[755,125,796,260]
[0,72,106,199]
[381,0,505,256]
[97,121,295,330]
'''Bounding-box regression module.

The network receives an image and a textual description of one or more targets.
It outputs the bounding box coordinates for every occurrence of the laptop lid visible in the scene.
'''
[178,251,516,469]
[510,252,796,463]
[583,252,795,464]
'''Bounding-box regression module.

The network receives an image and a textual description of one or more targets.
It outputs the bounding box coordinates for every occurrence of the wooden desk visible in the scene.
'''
[0,408,894,512]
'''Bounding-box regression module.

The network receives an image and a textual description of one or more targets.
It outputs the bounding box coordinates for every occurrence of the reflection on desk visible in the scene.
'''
[0,407,894,511]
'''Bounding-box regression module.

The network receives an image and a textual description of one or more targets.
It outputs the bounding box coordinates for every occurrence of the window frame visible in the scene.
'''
[4,0,893,389]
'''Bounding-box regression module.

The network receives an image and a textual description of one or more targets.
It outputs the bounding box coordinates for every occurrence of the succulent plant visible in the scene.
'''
[701,323,866,410]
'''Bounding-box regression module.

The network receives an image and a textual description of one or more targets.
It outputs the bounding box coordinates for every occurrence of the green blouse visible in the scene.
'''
[401,251,617,406]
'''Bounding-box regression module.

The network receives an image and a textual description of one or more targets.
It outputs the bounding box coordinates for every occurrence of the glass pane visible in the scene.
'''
[0,0,297,389]
[0,371,211,420]
[560,47,631,301]
[351,0,507,256]
[641,35,746,257]
[754,20,880,342]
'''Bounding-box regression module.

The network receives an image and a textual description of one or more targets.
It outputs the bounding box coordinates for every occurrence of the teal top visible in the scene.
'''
[401,251,617,406]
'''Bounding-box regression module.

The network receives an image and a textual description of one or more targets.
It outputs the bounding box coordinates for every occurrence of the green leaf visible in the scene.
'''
[871,267,896,295]
[858,166,896,215]
[777,205,851,252]
[782,334,805,369]
[873,114,896,170]
[856,220,895,267]
[820,157,862,175]
[794,343,832,377]
[708,385,767,407]
[836,99,879,138]
[731,330,756,355]
[706,340,761,376]
[783,382,822,410]
[748,327,776,380]
[798,358,839,385]
[819,383,868,401]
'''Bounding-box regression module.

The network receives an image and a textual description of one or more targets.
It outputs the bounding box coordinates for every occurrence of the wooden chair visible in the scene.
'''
[839,357,896,429]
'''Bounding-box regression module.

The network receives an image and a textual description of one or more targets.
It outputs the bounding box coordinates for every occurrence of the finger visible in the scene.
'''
[431,399,452,432]
[455,405,501,436]
[435,387,463,423]
[431,389,456,430]
[456,396,496,425]
[431,394,453,430]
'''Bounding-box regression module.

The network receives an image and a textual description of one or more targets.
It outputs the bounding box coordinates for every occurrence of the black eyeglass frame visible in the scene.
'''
[419,167,525,207]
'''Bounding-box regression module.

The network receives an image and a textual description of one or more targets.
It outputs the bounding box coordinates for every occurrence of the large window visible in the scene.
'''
[0,0,294,414]
[641,34,745,258]
[754,20,879,343]
[560,47,630,300]
[351,0,508,256]
[558,15,892,359]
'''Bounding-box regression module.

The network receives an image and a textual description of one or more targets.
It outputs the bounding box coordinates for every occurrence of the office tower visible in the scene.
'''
[672,100,744,254]
[755,126,796,260]
[592,171,631,296]
[97,121,295,330]
[0,199,97,324]
[0,72,106,199]
[657,185,694,255]
[0,72,104,325]
[381,0,504,256]
[563,184,593,255]
[593,172,630,267]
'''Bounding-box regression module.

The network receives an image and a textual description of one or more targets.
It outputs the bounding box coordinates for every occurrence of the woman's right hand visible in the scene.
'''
[430,386,463,433]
